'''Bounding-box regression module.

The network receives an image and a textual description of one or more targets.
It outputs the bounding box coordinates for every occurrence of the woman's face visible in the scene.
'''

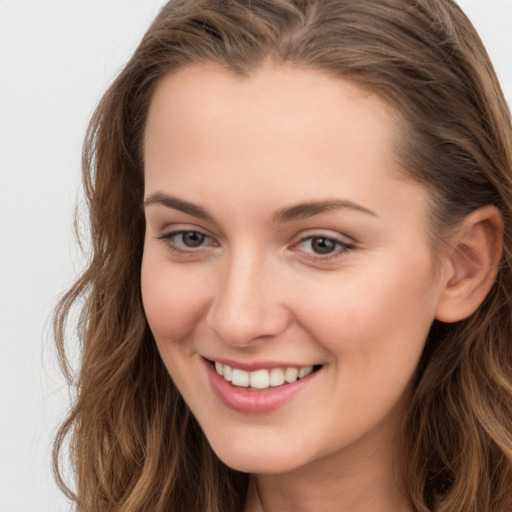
[141,63,449,475]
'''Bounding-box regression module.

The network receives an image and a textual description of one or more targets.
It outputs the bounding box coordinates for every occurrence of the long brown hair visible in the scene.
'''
[53,1,512,510]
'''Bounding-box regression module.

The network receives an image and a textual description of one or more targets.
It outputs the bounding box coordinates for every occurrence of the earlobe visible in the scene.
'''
[435,205,503,323]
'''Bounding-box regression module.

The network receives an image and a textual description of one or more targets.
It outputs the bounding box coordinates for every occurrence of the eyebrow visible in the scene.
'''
[144,192,213,221]
[273,199,378,223]
[143,192,377,223]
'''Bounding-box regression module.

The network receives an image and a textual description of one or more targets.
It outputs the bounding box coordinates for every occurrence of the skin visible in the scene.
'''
[141,62,454,512]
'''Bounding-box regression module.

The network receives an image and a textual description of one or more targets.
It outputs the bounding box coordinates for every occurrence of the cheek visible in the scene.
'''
[140,252,208,344]
[293,259,439,364]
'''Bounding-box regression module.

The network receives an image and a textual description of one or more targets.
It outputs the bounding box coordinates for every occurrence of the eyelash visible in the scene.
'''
[293,234,355,261]
[158,230,216,255]
[158,230,355,260]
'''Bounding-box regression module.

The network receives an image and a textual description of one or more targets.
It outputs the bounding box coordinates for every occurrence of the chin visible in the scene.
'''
[205,432,311,475]
[216,450,302,475]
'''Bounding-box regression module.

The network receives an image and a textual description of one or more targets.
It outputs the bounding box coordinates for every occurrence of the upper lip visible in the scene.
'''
[202,356,321,372]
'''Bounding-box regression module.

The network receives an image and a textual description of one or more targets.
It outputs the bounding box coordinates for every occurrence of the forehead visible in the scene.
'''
[144,63,399,174]
[143,62,428,229]
[145,62,397,149]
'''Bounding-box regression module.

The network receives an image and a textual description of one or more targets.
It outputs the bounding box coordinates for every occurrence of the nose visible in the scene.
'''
[206,249,291,347]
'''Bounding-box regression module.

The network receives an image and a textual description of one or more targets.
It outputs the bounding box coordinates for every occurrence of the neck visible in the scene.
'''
[244,458,411,512]
[243,418,412,512]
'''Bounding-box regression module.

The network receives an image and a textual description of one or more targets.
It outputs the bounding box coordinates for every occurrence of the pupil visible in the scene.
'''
[183,231,205,247]
[312,237,335,254]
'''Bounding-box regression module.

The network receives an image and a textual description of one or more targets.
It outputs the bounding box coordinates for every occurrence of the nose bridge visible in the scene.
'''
[206,244,288,346]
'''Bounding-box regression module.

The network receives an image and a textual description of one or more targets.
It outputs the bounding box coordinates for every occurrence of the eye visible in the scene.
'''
[301,236,339,254]
[174,231,207,247]
[294,234,354,259]
[158,229,216,254]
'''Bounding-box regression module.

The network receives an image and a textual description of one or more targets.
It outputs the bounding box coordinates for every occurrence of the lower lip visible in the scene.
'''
[204,360,319,414]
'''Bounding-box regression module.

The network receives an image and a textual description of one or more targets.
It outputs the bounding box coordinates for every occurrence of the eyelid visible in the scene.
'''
[295,228,356,245]
[290,230,356,260]
[158,222,215,239]
[155,224,356,261]
[157,225,219,253]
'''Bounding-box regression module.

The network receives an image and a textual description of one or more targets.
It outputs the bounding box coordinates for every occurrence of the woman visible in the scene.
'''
[53,0,512,510]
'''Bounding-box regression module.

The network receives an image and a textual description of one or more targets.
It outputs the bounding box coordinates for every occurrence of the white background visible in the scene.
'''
[0,1,511,511]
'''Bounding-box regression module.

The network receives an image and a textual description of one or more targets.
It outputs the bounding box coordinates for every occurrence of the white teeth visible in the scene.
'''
[223,364,232,382]
[298,366,313,379]
[269,368,285,387]
[250,369,270,389]
[231,368,250,387]
[284,367,298,383]
[214,362,317,389]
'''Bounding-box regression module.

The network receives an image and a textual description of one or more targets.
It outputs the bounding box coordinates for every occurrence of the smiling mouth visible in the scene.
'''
[209,360,322,390]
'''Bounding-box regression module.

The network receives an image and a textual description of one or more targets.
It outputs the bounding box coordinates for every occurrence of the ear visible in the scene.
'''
[435,205,503,323]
